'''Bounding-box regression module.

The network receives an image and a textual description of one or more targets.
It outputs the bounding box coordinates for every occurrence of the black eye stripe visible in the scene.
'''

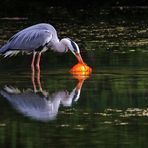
[72,90,78,102]
[70,40,77,52]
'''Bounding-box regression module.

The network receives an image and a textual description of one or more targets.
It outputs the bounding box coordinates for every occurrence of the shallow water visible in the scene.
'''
[0,9,148,147]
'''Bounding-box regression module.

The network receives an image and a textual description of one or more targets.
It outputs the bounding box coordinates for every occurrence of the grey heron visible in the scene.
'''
[0,23,84,70]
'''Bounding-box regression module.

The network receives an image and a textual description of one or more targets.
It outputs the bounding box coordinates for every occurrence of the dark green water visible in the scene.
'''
[0,9,148,147]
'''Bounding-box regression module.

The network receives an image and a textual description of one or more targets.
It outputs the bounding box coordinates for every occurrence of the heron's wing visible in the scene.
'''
[0,87,55,121]
[0,87,49,110]
[7,29,52,51]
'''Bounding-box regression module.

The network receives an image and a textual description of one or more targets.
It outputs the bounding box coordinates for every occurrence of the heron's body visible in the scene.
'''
[0,23,64,56]
[0,23,84,69]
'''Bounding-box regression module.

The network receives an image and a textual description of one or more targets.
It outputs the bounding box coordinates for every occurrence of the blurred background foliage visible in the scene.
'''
[0,0,148,18]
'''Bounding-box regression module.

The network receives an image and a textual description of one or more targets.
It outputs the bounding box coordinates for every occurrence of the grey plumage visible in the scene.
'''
[0,23,58,57]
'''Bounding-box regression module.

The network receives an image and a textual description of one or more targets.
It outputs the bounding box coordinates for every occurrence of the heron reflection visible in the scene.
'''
[0,72,88,122]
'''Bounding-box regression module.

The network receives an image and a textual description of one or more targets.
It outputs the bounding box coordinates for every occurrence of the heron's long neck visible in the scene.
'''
[52,40,66,53]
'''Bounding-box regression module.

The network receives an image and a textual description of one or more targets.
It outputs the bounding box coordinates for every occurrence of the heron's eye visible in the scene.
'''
[64,47,68,53]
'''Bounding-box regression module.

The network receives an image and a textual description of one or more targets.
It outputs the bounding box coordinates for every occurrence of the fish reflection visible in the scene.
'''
[0,72,88,122]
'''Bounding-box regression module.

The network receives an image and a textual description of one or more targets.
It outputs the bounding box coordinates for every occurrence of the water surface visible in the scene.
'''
[0,9,148,147]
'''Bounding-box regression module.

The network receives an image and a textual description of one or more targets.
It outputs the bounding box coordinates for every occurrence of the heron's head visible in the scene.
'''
[61,38,84,64]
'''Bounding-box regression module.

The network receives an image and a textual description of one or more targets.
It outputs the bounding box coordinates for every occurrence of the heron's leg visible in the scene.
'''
[31,52,37,92]
[36,52,41,70]
[32,69,37,92]
[31,52,36,68]
[37,67,43,92]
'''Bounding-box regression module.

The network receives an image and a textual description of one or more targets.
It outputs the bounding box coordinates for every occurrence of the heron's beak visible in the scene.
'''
[75,53,84,64]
